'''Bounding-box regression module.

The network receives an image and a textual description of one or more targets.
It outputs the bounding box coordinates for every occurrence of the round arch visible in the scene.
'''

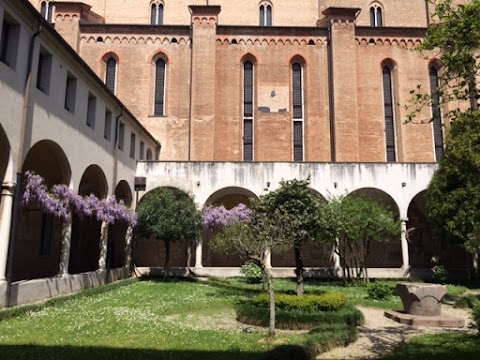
[108,180,134,269]
[407,191,471,269]
[346,187,401,268]
[69,165,109,274]
[12,140,72,281]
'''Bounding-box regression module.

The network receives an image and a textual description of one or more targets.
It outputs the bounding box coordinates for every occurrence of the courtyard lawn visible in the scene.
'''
[379,333,480,360]
[0,278,356,360]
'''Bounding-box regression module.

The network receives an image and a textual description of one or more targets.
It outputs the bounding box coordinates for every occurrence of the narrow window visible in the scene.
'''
[0,16,20,69]
[86,93,96,128]
[370,6,383,27]
[259,4,272,26]
[41,1,53,22]
[429,66,444,161]
[266,5,272,26]
[243,61,254,161]
[292,62,304,161]
[104,109,112,140]
[150,3,163,25]
[118,122,125,150]
[64,73,76,113]
[154,58,166,116]
[36,49,52,94]
[146,148,153,160]
[130,132,136,159]
[105,57,117,93]
[383,65,396,162]
[140,141,145,160]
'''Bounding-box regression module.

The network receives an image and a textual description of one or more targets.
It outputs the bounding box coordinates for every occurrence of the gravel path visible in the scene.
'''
[317,305,474,359]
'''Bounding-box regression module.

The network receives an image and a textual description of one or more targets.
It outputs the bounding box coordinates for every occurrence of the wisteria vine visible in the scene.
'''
[22,171,137,227]
[203,203,253,231]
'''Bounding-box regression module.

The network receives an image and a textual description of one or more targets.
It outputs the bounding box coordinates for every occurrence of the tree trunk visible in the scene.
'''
[163,239,170,279]
[294,240,304,296]
[468,73,478,111]
[263,264,276,337]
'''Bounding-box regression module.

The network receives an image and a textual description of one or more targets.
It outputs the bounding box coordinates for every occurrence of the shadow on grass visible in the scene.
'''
[0,344,311,360]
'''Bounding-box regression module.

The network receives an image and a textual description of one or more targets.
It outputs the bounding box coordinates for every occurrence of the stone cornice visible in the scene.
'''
[80,24,190,36]
[355,27,426,46]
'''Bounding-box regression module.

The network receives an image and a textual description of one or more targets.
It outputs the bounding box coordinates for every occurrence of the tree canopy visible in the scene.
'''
[427,110,480,255]
[136,187,202,277]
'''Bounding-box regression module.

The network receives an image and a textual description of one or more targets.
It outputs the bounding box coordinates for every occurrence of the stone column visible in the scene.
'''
[264,247,272,268]
[98,221,109,270]
[332,240,341,277]
[401,219,409,269]
[124,226,133,270]
[195,237,203,268]
[0,184,14,281]
[58,218,72,276]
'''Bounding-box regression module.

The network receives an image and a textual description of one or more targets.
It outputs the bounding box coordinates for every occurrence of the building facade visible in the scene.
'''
[0,1,473,305]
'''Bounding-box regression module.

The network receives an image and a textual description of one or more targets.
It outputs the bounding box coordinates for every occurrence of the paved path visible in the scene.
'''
[317,305,473,359]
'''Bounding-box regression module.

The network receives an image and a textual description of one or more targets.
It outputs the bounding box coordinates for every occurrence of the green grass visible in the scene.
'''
[379,333,480,360]
[0,277,358,360]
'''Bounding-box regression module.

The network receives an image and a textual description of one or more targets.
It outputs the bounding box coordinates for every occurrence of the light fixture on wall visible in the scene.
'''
[402,182,406,187]
[266,181,271,188]
[196,181,200,186]
[334,182,337,188]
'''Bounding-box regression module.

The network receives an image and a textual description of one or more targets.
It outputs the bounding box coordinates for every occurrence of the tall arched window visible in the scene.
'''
[429,65,444,161]
[382,65,396,162]
[292,62,304,161]
[154,58,166,116]
[150,2,164,25]
[243,60,254,161]
[259,3,272,26]
[105,57,117,93]
[40,1,53,22]
[370,4,383,27]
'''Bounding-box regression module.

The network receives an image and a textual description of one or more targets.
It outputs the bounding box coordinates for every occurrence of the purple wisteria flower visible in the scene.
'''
[22,171,137,227]
[203,203,253,231]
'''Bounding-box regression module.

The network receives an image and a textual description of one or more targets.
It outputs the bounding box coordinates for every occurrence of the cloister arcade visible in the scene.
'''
[135,161,472,278]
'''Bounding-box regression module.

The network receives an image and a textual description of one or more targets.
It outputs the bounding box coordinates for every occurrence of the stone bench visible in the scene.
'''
[396,283,447,316]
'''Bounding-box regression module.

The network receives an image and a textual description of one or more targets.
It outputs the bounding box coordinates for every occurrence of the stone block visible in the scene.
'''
[397,282,447,316]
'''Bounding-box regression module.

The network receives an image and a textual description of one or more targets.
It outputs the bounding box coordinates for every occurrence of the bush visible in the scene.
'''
[367,283,392,300]
[236,302,364,330]
[471,304,480,333]
[250,292,348,312]
[240,261,263,284]
[454,294,480,309]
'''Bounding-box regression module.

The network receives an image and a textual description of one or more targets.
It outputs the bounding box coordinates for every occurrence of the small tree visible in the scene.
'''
[260,178,322,295]
[136,188,202,278]
[317,196,401,282]
[204,202,290,336]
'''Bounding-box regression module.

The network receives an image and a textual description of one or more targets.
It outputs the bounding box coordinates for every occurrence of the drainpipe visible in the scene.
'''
[112,108,123,192]
[4,25,42,307]
[327,24,336,162]
[425,0,430,27]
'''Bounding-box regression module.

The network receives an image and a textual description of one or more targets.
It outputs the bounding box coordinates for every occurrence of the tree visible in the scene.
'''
[317,195,401,282]
[407,0,480,122]
[136,188,202,278]
[427,110,480,261]
[204,202,290,336]
[260,178,322,295]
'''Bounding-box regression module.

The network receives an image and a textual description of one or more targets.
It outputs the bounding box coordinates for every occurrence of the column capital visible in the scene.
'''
[1,183,15,195]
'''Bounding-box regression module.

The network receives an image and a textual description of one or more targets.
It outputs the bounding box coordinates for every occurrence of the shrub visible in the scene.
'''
[236,302,364,330]
[250,292,348,312]
[454,294,480,309]
[471,304,480,333]
[431,256,448,284]
[240,261,263,284]
[367,282,392,300]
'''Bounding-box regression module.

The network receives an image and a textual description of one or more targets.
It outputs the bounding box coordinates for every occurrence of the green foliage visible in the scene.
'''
[240,261,263,284]
[471,303,480,333]
[250,292,347,312]
[454,294,480,309]
[237,302,363,330]
[406,0,480,122]
[317,195,401,281]
[137,188,202,243]
[431,256,449,284]
[367,283,392,300]
[427,111,480,255]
